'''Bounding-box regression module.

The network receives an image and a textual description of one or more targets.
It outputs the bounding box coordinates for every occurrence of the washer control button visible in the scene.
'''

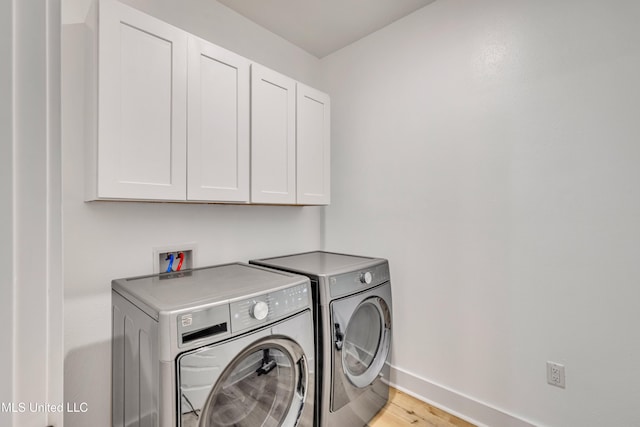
[360,271,373,285]
[250,301,269,320]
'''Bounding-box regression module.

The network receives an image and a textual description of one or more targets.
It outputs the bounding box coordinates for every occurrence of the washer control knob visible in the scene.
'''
[251,301,269,320]
[360,271,373,285]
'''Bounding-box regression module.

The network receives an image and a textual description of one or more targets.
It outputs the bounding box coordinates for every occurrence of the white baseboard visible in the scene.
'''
[388,365,539,427]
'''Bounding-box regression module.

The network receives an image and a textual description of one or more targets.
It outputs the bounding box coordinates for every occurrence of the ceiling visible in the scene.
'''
[216,0,436,58]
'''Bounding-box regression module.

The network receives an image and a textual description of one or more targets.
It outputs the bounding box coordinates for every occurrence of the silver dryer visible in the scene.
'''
[251,251,392,427]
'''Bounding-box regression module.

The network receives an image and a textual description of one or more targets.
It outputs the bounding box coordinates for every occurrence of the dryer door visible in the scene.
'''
[179,334,308,427]
[331,283,392,412]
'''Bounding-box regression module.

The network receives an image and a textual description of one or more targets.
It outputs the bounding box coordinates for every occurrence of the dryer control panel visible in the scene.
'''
[329,262,390,299]
[230,282,310,334]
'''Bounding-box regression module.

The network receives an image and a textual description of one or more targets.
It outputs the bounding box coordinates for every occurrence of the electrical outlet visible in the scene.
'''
[546,361,566,388]
[153,244,196,274]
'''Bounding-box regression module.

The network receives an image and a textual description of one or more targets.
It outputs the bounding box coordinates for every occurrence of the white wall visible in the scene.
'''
[62,2,324,426]
[322,0,640,426]
[47,4,65,427]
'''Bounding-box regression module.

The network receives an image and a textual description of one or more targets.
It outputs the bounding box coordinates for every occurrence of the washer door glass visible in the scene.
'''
[181,338,308,427]
[342,297,391,388]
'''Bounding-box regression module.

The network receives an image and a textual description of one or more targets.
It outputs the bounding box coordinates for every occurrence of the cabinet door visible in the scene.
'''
[296,84,330,205]
[187,37,250,202]
[97,0,187,200]
[251,64,296,204]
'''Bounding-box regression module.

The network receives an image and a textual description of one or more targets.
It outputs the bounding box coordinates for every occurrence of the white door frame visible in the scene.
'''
[1,1,64,426]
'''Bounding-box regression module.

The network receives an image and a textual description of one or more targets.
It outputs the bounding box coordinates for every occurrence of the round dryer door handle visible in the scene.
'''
[251,301,269,320]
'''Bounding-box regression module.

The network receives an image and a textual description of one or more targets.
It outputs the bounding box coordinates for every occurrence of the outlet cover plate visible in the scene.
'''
[546,361,566,389]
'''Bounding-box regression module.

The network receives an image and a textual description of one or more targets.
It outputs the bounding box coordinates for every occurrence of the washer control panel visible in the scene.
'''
[230,282,310,334]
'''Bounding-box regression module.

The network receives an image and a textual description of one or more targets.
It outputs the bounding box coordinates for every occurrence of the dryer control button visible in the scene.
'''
[360,272,373,285]
[250,301,269,320]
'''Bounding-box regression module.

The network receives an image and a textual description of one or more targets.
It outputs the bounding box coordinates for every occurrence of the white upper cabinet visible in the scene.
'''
[297,83,330,205]
[187,37,250,202]
[87,0,329,205]
[94,0,187,200]
[250,64,297,204]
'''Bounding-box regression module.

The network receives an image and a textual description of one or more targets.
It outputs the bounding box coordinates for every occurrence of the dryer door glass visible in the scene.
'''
[342,296,391,388]
[344,303,380,375]
[186,338,308,427]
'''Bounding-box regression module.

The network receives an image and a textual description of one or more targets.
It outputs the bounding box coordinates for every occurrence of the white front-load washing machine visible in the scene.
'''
[251,251,392,427]
[111,263,315,427]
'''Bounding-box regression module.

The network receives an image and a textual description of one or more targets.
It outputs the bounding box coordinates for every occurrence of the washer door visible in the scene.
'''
[331,283,392,412]
[179,335,308,427]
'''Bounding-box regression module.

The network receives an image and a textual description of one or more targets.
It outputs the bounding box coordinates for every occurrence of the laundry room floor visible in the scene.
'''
[368,388,476,427]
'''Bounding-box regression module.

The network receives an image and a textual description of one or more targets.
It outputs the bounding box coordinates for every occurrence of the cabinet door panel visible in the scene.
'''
[297,84,330,205]
[187,38,250,202]
[98,0,187,200]
[251,64,296,204]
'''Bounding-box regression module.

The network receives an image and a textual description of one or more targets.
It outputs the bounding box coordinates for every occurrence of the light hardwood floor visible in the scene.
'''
[368,388,476,427]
